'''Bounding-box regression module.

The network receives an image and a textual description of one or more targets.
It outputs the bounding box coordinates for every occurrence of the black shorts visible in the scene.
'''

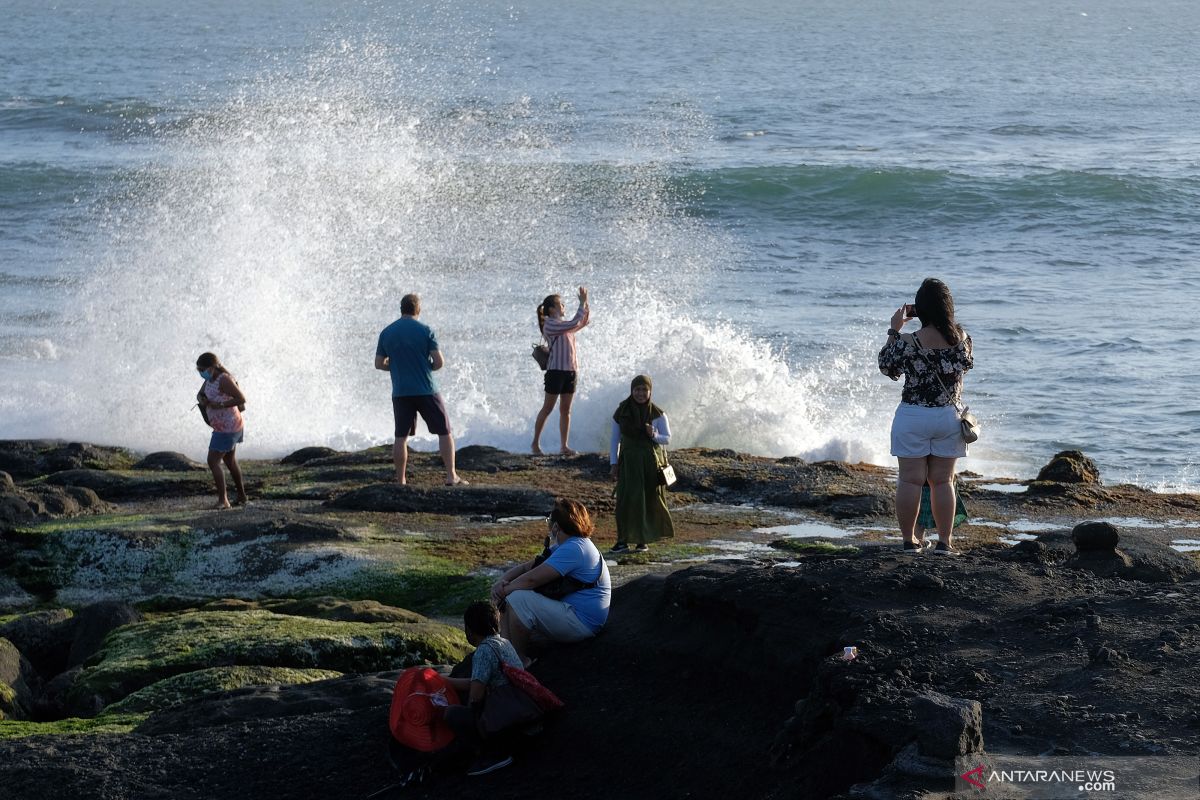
[544,369,577,395]
[392,394,452,437]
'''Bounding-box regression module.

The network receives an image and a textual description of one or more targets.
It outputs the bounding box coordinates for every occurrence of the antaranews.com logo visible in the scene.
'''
[954,755,1197,799]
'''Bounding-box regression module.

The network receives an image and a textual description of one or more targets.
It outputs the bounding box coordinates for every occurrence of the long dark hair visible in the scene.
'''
[536,294,560,333]
[913,278,963,346]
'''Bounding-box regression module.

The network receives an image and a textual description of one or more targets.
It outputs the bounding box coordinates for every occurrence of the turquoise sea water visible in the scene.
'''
[2,0,1198,489]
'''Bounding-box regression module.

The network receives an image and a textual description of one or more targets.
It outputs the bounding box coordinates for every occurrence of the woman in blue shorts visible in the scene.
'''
[196,352,247,509]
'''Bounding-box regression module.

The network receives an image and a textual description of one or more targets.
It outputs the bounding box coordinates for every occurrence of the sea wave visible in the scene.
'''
[0,96,176,135]
[672,164,1200,225]
[0,162,109,206]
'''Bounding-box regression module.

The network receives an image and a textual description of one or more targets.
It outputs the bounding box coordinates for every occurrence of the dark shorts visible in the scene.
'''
[392,394,451,437]
[544,369,577,395]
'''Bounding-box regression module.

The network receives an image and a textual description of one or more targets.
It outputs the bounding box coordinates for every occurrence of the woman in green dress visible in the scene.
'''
[608,375,674,553]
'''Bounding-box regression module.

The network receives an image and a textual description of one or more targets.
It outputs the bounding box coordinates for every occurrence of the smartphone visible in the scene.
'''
[904,304,918,318]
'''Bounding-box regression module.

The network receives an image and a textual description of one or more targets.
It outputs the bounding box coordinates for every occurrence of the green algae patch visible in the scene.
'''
[614,543,713,564]
[105,666,343,714]
[12,512,167,536]
[0,681,16,709]
[71,609,470,710]
[769,539,860,556]
[199,597,427,624]
[327,562,492,617]
[0,713,147,740]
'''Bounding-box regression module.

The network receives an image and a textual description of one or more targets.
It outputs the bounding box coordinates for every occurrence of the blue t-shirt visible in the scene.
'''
[376,317,439,397]
[544,536,611,633]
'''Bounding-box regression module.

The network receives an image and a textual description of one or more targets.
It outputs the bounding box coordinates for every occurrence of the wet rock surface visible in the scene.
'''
[132,452,206,472]
[326,483,555,516]
[1036,450,1102,484]
[0,440,1198,799]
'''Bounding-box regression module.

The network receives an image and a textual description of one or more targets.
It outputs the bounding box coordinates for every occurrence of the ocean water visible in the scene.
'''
[2,0,1198,489]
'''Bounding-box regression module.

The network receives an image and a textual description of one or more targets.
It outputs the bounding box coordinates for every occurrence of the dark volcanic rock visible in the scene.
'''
[138,671,398,735]
[280,447,342,466]
[67,602,143,669]
[45,469,208,501]
[303,447,393,467]
[326,483,554,516]
[0,488,34,530]
[1036,450,1101,484]
[133,451,205,472]
[34,665,83,719]
[0,637,38,719]
[454,445,534,473]
[827,494,892,520]
[1,475,109,529]
[906,574,945,591]
[22,485,110,517]
[0,440,135,479]
[0,609,75,678]
[1073,521,1119,552]
[911,691,984,759]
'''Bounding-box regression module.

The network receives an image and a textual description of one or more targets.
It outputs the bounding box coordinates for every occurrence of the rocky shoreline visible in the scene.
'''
[1,439,1198,799]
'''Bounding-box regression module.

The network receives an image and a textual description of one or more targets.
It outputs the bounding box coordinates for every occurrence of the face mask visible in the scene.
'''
[199,370,213,381]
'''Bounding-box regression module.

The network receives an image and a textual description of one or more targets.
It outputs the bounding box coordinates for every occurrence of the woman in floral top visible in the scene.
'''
[878,278,973,554]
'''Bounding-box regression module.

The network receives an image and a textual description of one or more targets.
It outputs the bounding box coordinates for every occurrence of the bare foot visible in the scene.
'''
[233,494,249,506]
[531,443,543,455]
[446,476,470,486]
[215,500,231,510]
[559,447,578,456]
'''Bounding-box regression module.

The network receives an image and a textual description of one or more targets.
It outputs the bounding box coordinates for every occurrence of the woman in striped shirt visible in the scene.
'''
[532,286,590,455]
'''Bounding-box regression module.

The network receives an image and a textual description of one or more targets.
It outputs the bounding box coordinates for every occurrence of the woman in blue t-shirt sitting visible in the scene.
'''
[492,497,611,667]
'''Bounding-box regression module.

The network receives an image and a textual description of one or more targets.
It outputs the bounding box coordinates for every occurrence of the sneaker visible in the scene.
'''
[609,542,630,553]
[467,754,513,776]
[634,544,649,552]
[901,541,922,553]
[933,543,960,556]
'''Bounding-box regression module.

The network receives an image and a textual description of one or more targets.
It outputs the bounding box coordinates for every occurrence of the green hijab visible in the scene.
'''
[612,374,664,439]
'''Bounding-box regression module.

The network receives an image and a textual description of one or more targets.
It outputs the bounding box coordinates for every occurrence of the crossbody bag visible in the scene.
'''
[911,332,980,444]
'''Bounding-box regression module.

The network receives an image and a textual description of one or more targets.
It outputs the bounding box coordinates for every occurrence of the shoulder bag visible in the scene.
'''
[477,641,553,735]
[912,333,980,444]
[530,536,600,599]
[531,334,556,371]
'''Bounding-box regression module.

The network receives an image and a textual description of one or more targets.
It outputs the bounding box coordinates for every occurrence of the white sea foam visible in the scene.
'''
[2,34,898,469]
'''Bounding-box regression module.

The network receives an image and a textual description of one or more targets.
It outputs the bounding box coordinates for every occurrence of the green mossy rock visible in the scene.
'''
[0,713,147,740]
[105,666,343,714]
[769,539,859,556]
[0,680,16,717]
[200,597,426,624]
[69,610,469,713]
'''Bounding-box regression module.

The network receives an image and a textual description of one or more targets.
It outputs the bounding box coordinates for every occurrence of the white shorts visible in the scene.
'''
[505,590,595,644]
[890,403,967,459]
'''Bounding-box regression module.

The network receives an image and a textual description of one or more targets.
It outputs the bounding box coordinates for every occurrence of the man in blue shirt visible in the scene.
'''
[375,293,467,486]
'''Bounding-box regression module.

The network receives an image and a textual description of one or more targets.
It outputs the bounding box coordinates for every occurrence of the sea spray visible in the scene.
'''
[0,30,894,467]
